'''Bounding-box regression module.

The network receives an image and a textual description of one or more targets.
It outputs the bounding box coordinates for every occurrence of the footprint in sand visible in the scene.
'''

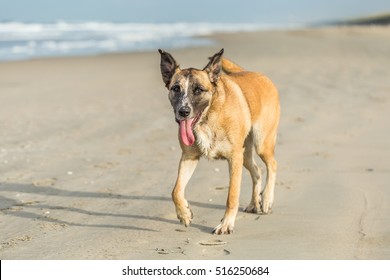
[199,239,227,246]
[199,239,230,257]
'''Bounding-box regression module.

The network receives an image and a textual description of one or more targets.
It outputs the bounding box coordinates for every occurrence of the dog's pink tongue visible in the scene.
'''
[179,119,195,146]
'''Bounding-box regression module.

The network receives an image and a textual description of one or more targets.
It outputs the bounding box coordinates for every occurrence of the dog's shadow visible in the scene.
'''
[0,183,223,233]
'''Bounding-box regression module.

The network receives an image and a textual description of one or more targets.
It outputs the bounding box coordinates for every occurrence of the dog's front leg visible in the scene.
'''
[172,153,199,227]
[213,152,243,234]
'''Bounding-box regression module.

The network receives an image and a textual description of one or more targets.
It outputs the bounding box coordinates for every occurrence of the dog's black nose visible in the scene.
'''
[178,106,191,118]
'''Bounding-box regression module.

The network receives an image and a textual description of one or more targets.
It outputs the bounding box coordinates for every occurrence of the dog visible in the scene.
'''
[158,48,280,234]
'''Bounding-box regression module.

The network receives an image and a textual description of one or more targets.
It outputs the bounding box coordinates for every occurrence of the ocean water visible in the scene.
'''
[0,21,298,61]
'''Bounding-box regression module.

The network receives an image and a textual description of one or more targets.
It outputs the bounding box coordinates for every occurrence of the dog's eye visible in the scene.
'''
[171,85,181,93]
[194,87,204,95]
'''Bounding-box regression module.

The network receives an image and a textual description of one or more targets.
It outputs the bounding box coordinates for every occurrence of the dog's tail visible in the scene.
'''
[221,58,245,74]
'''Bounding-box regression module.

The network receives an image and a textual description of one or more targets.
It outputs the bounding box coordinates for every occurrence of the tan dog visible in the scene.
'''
[159,49,280,234]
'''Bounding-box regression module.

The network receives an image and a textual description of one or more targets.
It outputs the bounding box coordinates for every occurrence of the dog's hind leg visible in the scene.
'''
[172,153,199,226]
[254,129,278,214]
[243,133,263,213]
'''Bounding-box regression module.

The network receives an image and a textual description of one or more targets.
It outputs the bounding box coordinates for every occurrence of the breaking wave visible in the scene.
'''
[0,21,292,61]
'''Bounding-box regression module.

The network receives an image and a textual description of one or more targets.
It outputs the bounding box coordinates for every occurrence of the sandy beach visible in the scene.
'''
[0,26,389,259]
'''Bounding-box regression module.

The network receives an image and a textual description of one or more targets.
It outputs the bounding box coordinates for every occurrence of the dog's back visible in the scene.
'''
[221,57,245,73]
[221,58,280,132]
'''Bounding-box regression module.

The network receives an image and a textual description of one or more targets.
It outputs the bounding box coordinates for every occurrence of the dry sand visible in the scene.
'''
[0,27,389,259]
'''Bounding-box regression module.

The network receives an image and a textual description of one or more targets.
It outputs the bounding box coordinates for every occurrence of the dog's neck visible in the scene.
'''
[192,78,230,159]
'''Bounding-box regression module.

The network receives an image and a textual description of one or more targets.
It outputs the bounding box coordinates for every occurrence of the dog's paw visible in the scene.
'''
[261,193,274,214]
[213,219,235,235]
[176,205,194,227]
[244,201,261,213]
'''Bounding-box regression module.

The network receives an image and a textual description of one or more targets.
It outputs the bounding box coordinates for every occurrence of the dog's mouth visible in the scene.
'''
[176,111,202,146]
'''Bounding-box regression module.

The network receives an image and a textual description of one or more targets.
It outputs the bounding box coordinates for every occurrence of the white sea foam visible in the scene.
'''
[0,21,295,60]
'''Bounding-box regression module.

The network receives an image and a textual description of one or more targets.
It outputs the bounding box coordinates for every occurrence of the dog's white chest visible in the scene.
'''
[194,124,231,160]
[194,125,212,157]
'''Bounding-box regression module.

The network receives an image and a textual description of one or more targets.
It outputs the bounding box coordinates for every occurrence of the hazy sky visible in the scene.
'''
[0,0,389,24]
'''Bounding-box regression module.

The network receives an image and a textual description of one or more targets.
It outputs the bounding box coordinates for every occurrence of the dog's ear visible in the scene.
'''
[159,49,179,88]
[204,48,224,84]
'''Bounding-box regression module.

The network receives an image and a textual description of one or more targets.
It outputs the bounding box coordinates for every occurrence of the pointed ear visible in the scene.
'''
[203,48,224,84]
[159,49,179,88]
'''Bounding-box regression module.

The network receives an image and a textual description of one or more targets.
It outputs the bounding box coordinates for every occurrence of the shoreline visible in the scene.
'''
[1,22,389,64]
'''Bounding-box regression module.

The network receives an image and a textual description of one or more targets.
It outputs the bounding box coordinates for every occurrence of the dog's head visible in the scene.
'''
[158,48,224,146]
